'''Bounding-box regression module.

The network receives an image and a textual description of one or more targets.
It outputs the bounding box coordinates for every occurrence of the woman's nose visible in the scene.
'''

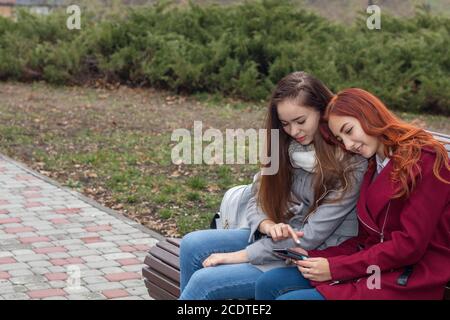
[342,138,354,151]
[291,124,302,137]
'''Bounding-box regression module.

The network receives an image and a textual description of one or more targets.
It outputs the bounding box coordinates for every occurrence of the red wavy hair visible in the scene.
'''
[324,88,450,199]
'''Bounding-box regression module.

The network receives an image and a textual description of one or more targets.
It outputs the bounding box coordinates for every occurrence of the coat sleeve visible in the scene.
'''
[246,157,368,265]
[327,155,450,282]
[245,170,304,264]
[245,171,269,243]
[244,171,292,265]
[307,225,369,258]
[298,157,367,250]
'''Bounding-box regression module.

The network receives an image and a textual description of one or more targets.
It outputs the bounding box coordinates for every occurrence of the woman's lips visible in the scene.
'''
[296,136,306,142]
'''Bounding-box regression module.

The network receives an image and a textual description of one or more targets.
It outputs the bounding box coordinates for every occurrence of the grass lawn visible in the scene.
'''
[0,82,448,237]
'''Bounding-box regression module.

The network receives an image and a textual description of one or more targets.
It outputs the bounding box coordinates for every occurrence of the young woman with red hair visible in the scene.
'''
[255,88,450,300]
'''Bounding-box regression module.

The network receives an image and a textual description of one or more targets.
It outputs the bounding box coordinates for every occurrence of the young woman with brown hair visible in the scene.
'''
[179,73,367,300]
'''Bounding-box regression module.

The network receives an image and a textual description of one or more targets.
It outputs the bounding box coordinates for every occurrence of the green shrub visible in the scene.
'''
[0,1,448,114]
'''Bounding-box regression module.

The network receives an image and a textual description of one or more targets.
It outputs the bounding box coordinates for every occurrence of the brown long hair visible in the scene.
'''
[258,72,357,223]
[325,88,450,199]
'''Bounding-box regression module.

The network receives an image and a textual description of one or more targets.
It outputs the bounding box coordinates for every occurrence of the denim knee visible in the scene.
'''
[255,271,281,300]
[276,288,325,300]
[255,267,313,300]
[180,268,218,300]
[180,230,208,259]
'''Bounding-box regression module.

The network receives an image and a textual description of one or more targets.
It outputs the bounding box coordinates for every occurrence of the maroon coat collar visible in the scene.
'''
[357,160,396,232]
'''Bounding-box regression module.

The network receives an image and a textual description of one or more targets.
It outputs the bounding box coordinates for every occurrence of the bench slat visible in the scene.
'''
[144,254,180,283]
[145,279,178,300]
[434,136,450,145]
[143,267,180,296]
[149,246,180,270]
[428,130,450,140]
[167,238,182,247]
[157,240,181,256]
[143,265,179,288]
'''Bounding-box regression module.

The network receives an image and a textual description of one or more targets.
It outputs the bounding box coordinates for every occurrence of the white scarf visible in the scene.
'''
[288,140,317,173]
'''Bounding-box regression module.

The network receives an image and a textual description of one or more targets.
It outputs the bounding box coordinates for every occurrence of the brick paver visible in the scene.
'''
[0,155,161,300]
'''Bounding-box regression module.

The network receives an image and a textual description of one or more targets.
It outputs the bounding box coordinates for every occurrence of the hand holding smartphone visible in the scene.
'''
[273,248,308,261]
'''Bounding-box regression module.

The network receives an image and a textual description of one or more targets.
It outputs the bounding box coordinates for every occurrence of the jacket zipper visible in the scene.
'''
[357,215,381,237]
[357,201,391,243]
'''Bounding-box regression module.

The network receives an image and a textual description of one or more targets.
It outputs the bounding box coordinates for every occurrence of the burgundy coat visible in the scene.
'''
[308,148,450,299]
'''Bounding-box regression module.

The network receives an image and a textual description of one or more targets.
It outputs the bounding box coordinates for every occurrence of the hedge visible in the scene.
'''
[0,0,449,114]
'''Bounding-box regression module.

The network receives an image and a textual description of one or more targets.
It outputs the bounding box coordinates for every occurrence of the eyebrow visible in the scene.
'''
[339,122,349,133]
[280,115,306,123]
[334,122,349,139]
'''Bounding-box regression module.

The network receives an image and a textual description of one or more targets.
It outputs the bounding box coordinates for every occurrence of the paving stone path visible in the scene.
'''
[0,154,163,300]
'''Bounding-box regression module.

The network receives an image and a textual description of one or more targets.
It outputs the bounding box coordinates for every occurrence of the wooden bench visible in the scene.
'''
[142,238,181,300]
[142,131,450,300]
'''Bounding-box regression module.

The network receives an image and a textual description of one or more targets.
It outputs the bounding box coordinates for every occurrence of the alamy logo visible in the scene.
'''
[366,265,381,289]
[171,121,280,175]
[66,5,81,30]
[367,5,381,30]
[66,265,81,291]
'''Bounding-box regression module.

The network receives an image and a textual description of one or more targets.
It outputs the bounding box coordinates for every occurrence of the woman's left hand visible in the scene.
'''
[295,257,332,282]
[202,250,248,268]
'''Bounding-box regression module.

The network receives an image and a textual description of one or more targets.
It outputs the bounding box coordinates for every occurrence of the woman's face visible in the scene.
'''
[328,114,383,158]
[277,99,320,145]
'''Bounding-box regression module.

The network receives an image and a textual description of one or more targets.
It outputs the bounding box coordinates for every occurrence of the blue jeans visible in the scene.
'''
[179,229,263,300]
[255,267,325,300]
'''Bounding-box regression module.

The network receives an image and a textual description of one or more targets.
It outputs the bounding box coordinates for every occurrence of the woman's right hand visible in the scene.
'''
[261,221,303,244]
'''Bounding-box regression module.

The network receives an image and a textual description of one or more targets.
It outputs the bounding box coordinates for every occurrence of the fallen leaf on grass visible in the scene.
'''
[85,171,98,178]
[207,185,220,192]
[170,171,181,177]
[35,162,45,168]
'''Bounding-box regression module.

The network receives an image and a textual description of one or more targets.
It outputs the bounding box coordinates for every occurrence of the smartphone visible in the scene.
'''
[273,248,308,261]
